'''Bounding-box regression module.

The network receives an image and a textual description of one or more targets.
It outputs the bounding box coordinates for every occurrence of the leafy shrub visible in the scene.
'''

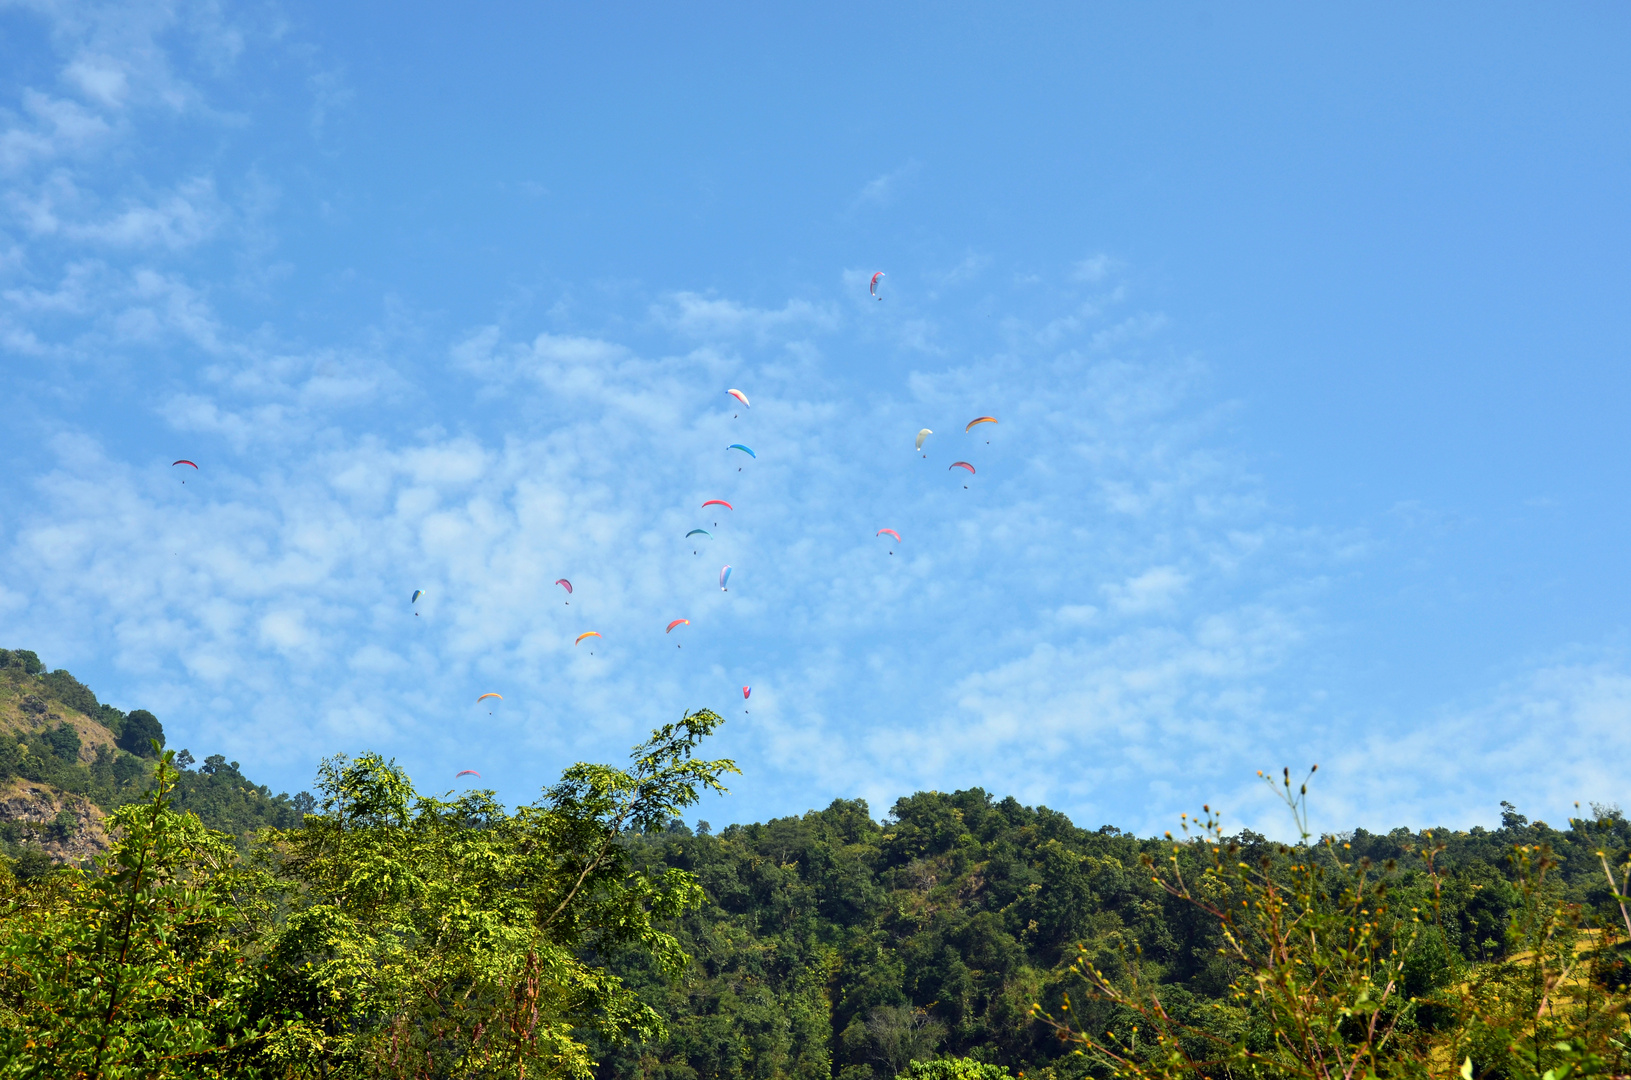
[903,1058,1013,1080]
[42,723,81,763]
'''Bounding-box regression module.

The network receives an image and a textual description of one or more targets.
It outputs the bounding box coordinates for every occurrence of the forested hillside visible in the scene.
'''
[1,651,1627,1078]
[0,647,310,877]
[597,790,1631,1080]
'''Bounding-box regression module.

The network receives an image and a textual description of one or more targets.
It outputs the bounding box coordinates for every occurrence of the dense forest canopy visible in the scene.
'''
[0,649,1627,1079]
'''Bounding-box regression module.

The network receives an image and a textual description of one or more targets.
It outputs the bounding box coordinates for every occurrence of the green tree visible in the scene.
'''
[0,752,279,1078]
[253,708,739,1078]
[116,710,163,756]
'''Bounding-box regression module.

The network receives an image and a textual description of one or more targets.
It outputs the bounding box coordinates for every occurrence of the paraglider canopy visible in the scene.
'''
[719,565,732,591]
[171,459,198,468]
[870,271,885,299]
[666,619,689,633]
[476,693,502,703]
[726,388,750,407]
[555,579,573,594]
[915,429,933,451]
[877,528,901,543]
[728,444,756,459]
[965,416,998,432]
[412,590,423,604]
[456,769,481,778]
[686,529,712,539]
[950,461,976,474]
[575,631,601,646]
[742,686,751,700]
[702,499,733,510]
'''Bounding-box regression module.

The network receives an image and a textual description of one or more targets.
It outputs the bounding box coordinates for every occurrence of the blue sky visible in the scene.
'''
[2,2,1629,837]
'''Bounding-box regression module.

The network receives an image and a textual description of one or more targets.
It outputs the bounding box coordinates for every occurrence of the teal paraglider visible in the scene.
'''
[728,444,756,458]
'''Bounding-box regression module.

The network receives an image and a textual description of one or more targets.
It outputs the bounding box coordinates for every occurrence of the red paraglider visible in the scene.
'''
[949,461,975,474]
[870,272,885,300]
[172,460,198,469]
[555,579,572,604]
[702,500,732,510]
[456,769,481,779]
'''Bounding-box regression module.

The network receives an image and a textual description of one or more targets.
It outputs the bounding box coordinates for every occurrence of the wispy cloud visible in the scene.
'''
[851,160,921,210]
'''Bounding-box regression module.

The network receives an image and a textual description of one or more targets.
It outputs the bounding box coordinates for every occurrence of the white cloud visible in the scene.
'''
[1105,566,1190,614]
[652,292,839,342]
[852,160,921,209]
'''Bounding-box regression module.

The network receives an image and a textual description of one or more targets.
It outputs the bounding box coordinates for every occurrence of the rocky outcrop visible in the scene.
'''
[0,779,110,864]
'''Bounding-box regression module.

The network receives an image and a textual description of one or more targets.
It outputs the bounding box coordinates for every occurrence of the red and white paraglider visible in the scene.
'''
[870,272,885,300]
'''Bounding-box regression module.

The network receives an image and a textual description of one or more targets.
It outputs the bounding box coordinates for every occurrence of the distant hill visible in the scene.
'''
[0,648,311,879]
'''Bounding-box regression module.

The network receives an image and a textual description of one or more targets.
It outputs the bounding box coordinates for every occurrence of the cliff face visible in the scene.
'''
[0,778,111,864]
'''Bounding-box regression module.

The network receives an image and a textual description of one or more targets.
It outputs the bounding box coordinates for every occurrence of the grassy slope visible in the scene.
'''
[0,648,311,875]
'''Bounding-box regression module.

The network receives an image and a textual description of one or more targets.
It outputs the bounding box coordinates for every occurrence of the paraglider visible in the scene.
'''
[729,444,756,458]
[667,618,689,647]
[687,528,712,554]
[172,459,196,484]
[476,693,502,703]
[877,528,900,553]
[575,631,601,646]
[703,499,732,526]
[412,589,423,615]
[456,769,481,779]
[555,579,572,604]
[720,565,732,592]
[870,271,885,300]
[726,388,750,417]
[966,416,997,443]
[916,429,932,456]
[951,461,975,488]
[743,685,750,713]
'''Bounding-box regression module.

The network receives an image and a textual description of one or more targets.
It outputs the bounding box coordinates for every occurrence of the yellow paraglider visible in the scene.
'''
[575,631,601,646]
[476,693,502,703]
